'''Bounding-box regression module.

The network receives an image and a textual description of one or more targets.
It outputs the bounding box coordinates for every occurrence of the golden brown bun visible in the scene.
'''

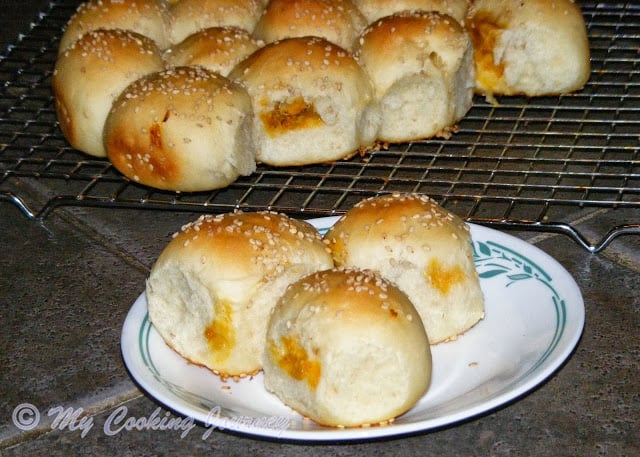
[466,0,590,97]
[323,193,485,344]
[252,0,368,52]
[352,0,469,23]
[354,11,474,142]
[58,0,170,53]
[52,29,165,158]
[164,26,264,76]
[167,0,265,45]
[146,211,334,378]
[228,36,381,166]
[104,66,256,192]
[264,268,431,427]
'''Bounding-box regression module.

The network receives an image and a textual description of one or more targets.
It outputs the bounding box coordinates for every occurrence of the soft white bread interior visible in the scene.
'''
[354,11,475,142]
[167,0,265,45]
[323,192,485,344]
[146,211,334,378]
[264,267,431,427]
[104,66,256,192]
[58,0,170,53]
[352,0,470,24]
[52,29,165,158]
[252,0,368,52]
[228,36,381,166]
[164,26,264,76]
[466,0,591,97]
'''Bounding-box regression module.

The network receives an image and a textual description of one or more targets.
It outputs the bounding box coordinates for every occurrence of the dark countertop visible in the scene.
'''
[1,1,638,456]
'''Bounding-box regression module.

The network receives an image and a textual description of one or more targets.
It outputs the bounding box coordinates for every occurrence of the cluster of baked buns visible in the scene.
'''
[146,192,485,427]
[52,0,590,192]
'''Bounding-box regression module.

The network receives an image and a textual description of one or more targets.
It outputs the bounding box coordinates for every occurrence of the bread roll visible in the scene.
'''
[164,26,264,76]
[104,66,256,192]
[323,193,485,344]
[354,11,474,142]
[58,0,170,53]
[352,0,469,24]
[466,0,590,97]
[264,268,431,427]
[167,0,265,45]
[52,29,164,158]
[252,0,368,52]
[228,36,381,166]
[146,211,334,378]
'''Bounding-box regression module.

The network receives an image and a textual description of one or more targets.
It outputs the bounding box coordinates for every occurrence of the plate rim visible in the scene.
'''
[121,219,585,441]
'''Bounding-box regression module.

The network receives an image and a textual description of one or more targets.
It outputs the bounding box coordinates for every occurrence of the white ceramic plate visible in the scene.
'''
[121,217,585,441]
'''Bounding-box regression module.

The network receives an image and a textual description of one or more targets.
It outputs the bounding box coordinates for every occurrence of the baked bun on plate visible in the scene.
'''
[229,36,381,166]
[146,211,334,379]
[264,268,431,427]
[164,26,264,76]
[466,0,590,97]
[104,66,256,192]
[352,0,469,24]
[252,0,368,52]
[354,11,474,142]
[58,0,170,53]
[52,29,165,158]
[167,0,265,45]
[323,192,485,344]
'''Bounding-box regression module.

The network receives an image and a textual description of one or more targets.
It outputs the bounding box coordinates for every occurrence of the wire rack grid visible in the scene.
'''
[1,1,639,253]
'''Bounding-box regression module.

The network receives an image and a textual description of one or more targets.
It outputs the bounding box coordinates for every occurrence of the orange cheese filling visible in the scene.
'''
[326,237,347,267]
[204,299,235,364]
[106,121,179,185]
[260,97,324,137]
[425,259,465,295]
[468,12,505,92]
[270,335,321,390]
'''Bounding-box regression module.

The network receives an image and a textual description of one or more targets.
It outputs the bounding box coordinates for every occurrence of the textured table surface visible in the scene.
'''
[1,1,638,456]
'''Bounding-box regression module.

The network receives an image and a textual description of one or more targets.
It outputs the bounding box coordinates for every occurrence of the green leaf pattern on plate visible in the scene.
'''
[472,238,567,377]
[473,239,552,285]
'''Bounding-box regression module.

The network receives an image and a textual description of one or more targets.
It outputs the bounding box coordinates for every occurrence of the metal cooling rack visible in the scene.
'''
[1,1,639,252]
